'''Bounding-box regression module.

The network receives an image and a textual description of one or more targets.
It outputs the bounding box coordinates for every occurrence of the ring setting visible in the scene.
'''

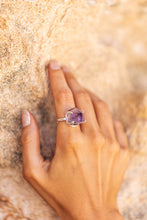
[57,107,86,127]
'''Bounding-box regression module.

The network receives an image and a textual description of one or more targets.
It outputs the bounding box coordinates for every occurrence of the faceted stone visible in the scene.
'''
[66,108,85,126]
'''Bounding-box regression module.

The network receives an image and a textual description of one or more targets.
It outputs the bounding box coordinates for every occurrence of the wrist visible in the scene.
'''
[99,209,124,220]
[59,208,124,220]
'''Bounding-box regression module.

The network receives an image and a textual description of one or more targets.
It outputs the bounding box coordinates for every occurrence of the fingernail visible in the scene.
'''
[22,110,30,128]
[49,60,60,70]
[62,66,70,73]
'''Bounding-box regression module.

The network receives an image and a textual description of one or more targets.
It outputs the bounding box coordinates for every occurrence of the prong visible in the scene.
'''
[70,124,78,127]
[66,111,73,115]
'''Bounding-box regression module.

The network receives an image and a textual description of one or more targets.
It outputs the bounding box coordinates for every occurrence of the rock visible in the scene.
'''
[0,0,147,219]
[0,167,59,220]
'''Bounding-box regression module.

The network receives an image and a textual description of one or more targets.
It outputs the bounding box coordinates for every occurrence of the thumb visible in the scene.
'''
[21,110,44,177]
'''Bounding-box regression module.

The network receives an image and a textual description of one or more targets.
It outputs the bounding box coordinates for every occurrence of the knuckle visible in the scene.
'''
[92,133,106,148]
[121,145,130,154]
[66,135,84,152]
[23,168,31,180]
[21,132,32,145]
[108,140,120,153]
[95,99,109,111]
[126,148,130,158]
[56,89,72,103]
[114,119,123,128]
[23,167,36,180]
[67,139,81,151]
[120,147,130,161]
[69,142,80,152]
[76,90,90,100]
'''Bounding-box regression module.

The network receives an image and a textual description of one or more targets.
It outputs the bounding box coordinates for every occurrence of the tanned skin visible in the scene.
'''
[21,60,130,220]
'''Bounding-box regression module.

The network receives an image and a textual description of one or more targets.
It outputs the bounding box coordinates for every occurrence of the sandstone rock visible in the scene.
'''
[0,0,147,219]
[0,167,59,220]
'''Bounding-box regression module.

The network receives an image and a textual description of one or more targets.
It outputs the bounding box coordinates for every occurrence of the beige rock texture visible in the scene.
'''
[0,0,147,219]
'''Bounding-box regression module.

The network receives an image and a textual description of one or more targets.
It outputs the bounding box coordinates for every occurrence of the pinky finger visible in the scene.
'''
[113,119,129,149]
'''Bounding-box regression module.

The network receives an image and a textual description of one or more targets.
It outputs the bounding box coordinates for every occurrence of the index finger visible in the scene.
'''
[48,60,80,132]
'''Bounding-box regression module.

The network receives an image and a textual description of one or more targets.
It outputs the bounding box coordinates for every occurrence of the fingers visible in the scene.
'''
[21,111,57,206]
[62,66,99,134]
[48,60,80,133]
[85,90,129,150]
[21,110,46,180]
[85,90,116,139]
[113,120,129,149]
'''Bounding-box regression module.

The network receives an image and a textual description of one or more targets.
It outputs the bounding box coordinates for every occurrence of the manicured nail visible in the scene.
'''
[62,66,70,73]
[49,60,60,70]
[22,110,30,128]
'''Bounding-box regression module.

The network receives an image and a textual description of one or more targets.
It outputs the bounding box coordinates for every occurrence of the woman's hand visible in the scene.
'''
[21,60,130,220]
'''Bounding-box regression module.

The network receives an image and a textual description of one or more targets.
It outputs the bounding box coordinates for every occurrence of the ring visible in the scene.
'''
[57,107,86,127]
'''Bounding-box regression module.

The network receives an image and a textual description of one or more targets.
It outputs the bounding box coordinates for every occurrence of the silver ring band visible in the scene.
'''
[57,117,66,122]
[57,107,86,127]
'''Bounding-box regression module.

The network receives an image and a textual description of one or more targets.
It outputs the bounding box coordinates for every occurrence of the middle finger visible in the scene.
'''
[62,66,99,134]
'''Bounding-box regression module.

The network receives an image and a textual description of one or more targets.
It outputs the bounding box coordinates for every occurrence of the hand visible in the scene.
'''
[21,60,130,220]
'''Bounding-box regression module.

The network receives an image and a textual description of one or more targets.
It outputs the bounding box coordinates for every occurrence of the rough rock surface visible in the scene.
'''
[0,0,147,219]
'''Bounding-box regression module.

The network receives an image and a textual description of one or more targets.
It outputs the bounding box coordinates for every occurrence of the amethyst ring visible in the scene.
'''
[57,107,86,127]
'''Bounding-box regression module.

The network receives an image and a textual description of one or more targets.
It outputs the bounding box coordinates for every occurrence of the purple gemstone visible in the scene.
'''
[66,107,85,126]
